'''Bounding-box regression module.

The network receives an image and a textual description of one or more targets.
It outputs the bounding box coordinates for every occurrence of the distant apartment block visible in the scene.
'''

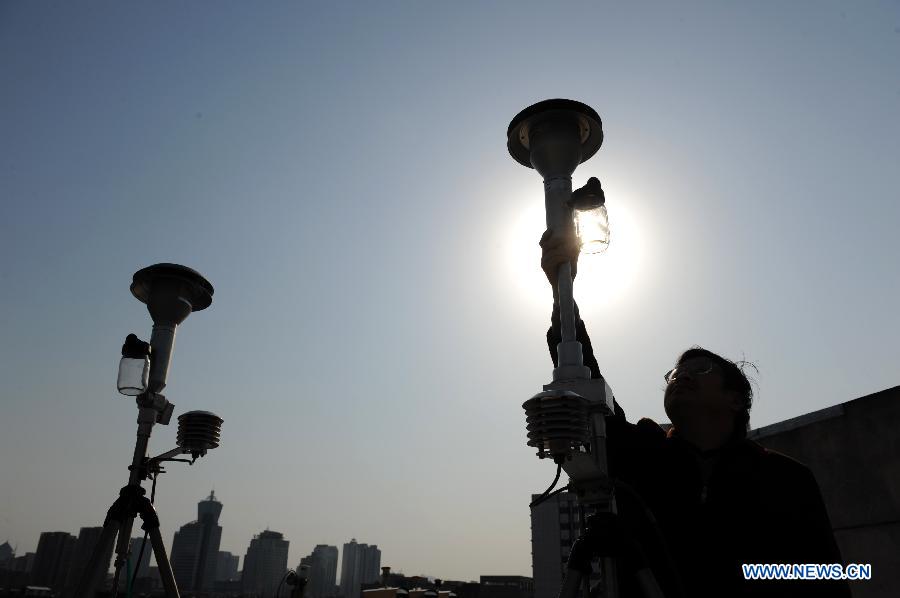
[12,552,36,573]
[300,544,339,598]
[242,530,289,598]
[530,492,597,598]
[0,542,13,565]
[31,531,76,592]
[340,539,381,598]
[63,527,114,598]
[216,550,240,581]
[0,543,30,592]
[128,537,153,579]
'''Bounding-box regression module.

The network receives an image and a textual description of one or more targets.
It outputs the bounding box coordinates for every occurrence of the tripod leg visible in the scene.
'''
[558,568,587,598]
[74,519,120,598]
[147,526,180,598]
[600,557,619,598]
[110,515,137,598]
[132,492,180,598]
[634,569,665,598]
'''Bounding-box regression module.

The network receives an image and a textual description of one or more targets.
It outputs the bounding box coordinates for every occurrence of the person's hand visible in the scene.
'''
[540,228,581,285]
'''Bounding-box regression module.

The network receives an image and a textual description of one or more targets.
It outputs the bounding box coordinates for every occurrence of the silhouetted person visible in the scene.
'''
[540,230,851,598]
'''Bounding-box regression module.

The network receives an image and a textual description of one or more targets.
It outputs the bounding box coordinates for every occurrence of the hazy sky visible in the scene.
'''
[2,0,898,582]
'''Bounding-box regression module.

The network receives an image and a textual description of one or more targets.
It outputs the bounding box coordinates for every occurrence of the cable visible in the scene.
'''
[129,533,150,594]
[125,555,132,598]
[544,485,571,503]
[530,463,565,508]
[275,569,294,598]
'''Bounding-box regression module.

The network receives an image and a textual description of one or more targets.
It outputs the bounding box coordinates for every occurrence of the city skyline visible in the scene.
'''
[1,512,487,588]
[0,527,507,598]
[2,0,899,581]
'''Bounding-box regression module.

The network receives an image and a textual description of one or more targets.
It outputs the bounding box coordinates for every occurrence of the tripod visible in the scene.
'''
[74,264,217,598]
[558,495,669,598]
[73,415,180,598]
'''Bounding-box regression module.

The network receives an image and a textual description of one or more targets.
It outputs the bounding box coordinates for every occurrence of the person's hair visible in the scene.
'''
[676,347,756,439]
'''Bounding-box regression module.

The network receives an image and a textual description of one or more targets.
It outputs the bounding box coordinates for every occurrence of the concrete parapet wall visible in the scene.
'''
[750,386,900,598]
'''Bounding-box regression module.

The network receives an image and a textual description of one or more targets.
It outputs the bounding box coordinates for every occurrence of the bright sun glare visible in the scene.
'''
[505,188,646,312]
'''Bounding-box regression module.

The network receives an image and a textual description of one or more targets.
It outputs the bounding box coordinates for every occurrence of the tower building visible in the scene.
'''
[170,490,223,591]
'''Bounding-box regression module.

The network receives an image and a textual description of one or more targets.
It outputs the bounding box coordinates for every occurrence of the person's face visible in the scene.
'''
[664,356,740,423]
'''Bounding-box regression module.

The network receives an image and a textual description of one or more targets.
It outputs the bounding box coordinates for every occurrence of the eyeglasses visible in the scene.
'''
[664,358,715,383]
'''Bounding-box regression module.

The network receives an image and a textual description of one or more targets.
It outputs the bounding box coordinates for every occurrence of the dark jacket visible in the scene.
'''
[547,314,851,598]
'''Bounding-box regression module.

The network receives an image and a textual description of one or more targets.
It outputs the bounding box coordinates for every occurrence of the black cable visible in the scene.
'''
[275,569,294,598]
[540,484,571,506]
[129,533,150,594]
[529,463,565,508]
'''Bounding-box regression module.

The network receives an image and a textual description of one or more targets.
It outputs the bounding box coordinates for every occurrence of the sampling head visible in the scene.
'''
[130,263,213,326]
[130,264,214,392]
[507,99,603,178]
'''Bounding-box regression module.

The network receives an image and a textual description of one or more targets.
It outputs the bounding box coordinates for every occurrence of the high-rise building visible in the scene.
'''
[241,530,289,598]
[0,541,13,565]
[300,545,338,598]
[170,490,223,592]
[31,532,76,591]
[0,553,33,594]
[128,537,154,579]
[339,540,380,598]
[216,551,239,581]
[359,546,380,590]
[530,492,597,598]
[63,527,114,598]
[12,552,35,573]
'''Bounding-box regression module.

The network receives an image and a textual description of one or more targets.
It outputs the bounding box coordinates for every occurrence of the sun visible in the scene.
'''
[503,187,646,312]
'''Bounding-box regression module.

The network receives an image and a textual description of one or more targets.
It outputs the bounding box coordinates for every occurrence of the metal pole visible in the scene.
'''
[129,408,157,485]
[148,323,177,393]
[110,323,177,597]
[592,413,619,598]
[544,176,590,383]
[544,177,577,345]
[106,405,159,596]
